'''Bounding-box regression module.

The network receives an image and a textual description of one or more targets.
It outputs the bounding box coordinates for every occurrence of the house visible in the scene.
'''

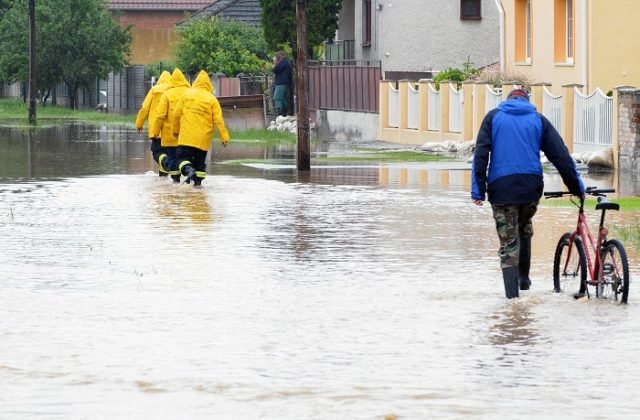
[181,0,262,26]
[336,0,501,80]
[500,0,640,95]
[108,0,212,64]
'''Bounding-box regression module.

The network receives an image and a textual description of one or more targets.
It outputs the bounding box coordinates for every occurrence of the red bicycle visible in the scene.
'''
[544,187,630,304]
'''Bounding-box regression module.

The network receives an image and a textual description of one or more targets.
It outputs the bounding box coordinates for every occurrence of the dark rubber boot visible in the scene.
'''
[183,165,196,184]
[171,174,181,183]
[502,267,520,299]
[519,236,532,290]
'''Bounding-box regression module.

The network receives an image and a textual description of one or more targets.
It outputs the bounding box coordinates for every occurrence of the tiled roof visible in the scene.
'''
[182,0,262,26]
[108,0,212,11]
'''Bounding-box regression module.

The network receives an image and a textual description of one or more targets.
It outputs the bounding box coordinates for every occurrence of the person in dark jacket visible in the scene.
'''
[272,51,293,117]
[471,88,585,299]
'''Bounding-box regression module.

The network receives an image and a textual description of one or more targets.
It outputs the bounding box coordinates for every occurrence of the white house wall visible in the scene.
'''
[373,0,500,74]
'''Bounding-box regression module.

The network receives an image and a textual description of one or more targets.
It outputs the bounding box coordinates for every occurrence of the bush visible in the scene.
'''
[472,63,536,90]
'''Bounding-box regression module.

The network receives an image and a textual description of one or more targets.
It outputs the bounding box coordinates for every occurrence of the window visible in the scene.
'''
[362,0,371,46]
[460,0,481,20]
[515,0,532,63]
[566,0,574,60]
[553,0,574,64]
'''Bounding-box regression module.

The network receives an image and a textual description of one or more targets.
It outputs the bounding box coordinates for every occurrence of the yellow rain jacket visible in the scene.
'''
[151,68,191,147]
[135,70,170,139]
[171,70,230,152]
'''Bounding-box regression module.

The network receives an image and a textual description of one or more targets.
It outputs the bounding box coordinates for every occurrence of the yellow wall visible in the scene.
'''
[503,0,583,95]
[503,0,640,94]
[590,0,640,93]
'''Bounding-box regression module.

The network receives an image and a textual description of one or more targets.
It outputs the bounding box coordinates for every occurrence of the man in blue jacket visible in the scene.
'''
[471,89,585,299]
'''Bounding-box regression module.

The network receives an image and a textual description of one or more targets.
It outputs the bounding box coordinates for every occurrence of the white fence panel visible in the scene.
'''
[428,84,440,131]
[542,86,563,134]
[485,85,502,112]
[407,83,419,129]
[388,82,399,128]
[449,85,463,133]
[573,87,612,151]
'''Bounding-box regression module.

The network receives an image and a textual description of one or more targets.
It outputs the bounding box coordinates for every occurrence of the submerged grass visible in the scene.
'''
[0,98,296,142]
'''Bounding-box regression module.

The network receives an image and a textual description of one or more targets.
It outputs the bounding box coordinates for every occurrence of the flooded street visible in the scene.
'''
[1,123,640,419]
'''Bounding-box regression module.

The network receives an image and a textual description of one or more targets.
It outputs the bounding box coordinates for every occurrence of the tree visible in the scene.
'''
[174,17,269,76]
[259,0,342,58]
[0,0,131,108]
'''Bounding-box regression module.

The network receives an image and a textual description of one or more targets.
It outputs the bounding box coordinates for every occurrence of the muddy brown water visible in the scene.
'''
[1,122,640,419]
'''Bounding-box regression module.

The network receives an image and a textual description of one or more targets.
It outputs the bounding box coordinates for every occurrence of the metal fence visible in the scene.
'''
[308,60,382,113]
[574,87,612,148]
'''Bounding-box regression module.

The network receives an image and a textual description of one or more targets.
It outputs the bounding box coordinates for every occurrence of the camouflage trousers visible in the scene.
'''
[491,202,538,269]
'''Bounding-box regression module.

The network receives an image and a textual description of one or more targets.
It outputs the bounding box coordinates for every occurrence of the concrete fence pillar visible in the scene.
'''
[530,82,551,113]
[561,83,583,153]
[462,81,475,141]
[473,82,489,138]
[379,80,390,129]
[440,81,452,135]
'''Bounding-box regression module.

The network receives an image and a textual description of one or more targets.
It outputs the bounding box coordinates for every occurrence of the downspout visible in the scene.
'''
[581,0,587,93]
[494,0,505,71]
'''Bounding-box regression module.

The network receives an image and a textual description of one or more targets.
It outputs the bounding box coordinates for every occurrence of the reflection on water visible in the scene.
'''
[1,123,640,419]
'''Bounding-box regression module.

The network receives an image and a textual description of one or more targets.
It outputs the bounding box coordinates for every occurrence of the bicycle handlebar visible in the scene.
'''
[543,186,615,199]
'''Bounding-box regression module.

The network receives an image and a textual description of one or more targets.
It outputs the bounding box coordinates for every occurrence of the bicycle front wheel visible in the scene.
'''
[598,239,630,304]
[553,232,587,295]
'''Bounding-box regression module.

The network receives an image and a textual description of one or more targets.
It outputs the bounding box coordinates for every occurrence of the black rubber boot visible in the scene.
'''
[171,174,181,183]
[502,267,520,299]
[183,165,196,184]
[519,236,532,290]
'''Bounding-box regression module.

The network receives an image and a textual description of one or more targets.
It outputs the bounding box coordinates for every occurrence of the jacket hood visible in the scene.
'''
[497,97,537,115]
[157,70,170,85]
[169,68,190,89]
[193,70,213,94]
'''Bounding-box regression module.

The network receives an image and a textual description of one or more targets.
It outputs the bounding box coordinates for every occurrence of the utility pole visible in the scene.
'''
[295,0,310,171]
[28,0,37,124]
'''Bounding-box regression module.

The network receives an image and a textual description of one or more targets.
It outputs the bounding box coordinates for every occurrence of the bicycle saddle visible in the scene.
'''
[596,201,620,211]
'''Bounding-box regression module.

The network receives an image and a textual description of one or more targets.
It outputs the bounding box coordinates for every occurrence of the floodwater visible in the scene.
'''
[1,122,640,419]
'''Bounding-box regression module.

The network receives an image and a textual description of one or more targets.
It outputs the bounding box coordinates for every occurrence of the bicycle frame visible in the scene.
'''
[566,198,607,286]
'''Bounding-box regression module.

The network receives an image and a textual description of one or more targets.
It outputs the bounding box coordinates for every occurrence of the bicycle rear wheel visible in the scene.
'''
[553,232,587,295]
[597,239,630,304]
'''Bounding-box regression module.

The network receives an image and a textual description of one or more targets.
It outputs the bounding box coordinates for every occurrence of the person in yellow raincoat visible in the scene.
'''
[171,70,230,186]
[135,70,171,176]
[151,68,191,182]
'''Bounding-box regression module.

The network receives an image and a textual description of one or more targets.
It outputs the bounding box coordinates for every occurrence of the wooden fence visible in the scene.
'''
[308,60,381,113]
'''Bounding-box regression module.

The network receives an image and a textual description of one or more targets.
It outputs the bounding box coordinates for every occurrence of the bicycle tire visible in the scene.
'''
[598,239,630,304]
[553,232,587,295]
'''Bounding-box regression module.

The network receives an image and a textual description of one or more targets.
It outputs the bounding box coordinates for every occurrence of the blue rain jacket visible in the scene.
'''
[471,98,584,204]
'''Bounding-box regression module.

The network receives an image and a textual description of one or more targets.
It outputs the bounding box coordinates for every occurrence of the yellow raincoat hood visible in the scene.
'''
[171,70,230,152]
[192,70,213,94]
[157,70,170,84]
[168,68,190,89]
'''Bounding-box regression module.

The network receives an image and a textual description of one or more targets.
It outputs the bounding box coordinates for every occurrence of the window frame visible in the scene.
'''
[460,0,482,20]
[362,0,372,46]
